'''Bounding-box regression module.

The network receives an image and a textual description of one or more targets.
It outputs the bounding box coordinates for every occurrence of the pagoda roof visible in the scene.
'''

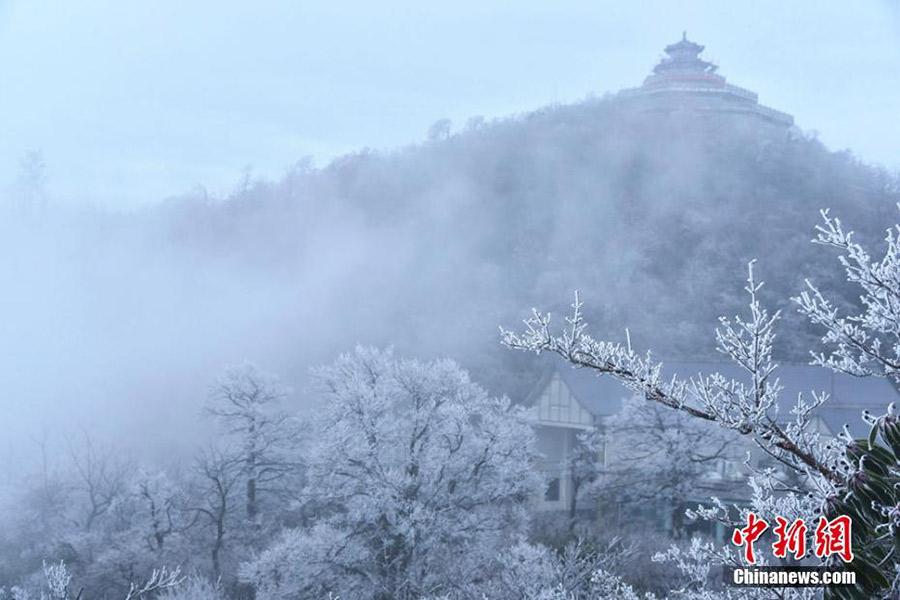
[665,32,705,55]
[652,32,718,77]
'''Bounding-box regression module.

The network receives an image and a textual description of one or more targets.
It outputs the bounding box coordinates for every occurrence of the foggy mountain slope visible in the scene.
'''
[160,95,899,375]
[1,95,896,458]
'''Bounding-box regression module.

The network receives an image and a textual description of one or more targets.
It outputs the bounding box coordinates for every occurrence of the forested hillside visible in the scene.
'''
[157,95,900,396]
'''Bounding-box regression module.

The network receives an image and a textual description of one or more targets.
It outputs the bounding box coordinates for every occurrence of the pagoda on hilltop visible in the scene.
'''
[616,33,794,129]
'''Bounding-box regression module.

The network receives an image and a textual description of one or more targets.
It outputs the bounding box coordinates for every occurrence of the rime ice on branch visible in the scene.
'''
[796,208,900,382]
[501,261,837,483]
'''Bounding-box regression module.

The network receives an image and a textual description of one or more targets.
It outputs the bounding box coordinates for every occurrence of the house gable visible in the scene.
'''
[534,372,595,429]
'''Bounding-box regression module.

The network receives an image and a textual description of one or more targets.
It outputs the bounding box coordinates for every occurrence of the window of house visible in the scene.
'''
[707,458,740,480]
[704,459,723,480]
[545,477,561,502]
[549,379,569,409]
[721,459,740,479]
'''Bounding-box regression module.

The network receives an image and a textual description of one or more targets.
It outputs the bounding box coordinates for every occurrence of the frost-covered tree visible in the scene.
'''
[189,448,242,579]
[796,208,900,382]
[68,434,129,532]
[129,470,188,554]
[205,363,299,521]
[426,118,452,142]
[602,396,741,537]
[561,428,604,529]
[74,467,196,595]
[156,575,224,600]
[90,468,195,586]
[2,561,182,600]
[241,346,542,600]
[458,538,651,600]
[650,536,820,600]
[794,208,900,597]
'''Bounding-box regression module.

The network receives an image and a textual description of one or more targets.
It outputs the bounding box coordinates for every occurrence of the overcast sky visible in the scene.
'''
[0,0,897,207]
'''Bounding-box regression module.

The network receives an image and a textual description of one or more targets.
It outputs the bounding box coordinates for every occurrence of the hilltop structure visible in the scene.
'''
[616,33,794,130]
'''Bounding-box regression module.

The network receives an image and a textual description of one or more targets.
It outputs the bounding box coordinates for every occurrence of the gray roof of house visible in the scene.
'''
[533,358,899,438]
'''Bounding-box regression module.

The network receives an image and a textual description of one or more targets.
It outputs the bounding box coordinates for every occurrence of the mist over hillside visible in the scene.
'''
[1,93,897,463]
[156,95,899,376]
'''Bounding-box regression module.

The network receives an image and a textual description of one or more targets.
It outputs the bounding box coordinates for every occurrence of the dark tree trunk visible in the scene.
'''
[568,478,580,532]
[247,477,257,519]
[212,521,224,578]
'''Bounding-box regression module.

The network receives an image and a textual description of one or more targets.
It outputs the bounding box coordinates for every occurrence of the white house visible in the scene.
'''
[525,360,900,518]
